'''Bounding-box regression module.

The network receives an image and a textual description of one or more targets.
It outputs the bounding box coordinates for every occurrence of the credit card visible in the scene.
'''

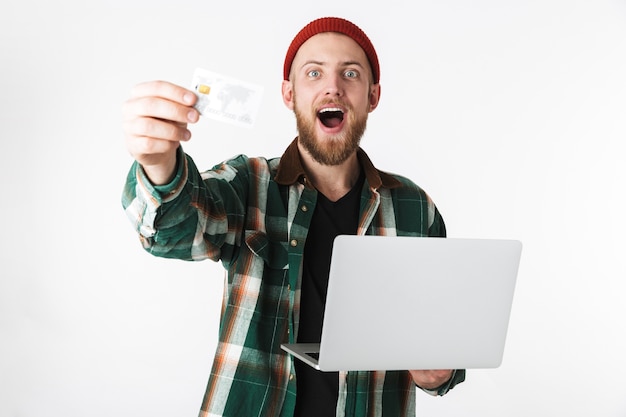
[191,68,264,128]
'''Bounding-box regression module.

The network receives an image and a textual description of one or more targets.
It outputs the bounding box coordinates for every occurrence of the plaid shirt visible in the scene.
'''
[122,139,465,417]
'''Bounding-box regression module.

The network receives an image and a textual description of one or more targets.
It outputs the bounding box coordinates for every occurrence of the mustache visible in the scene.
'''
[316,98,350,109]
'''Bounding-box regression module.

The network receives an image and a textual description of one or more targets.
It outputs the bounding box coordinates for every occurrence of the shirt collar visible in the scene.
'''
[274,137,403,190]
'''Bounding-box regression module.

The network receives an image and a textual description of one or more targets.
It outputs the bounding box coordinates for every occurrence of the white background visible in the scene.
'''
[1,0,625,416]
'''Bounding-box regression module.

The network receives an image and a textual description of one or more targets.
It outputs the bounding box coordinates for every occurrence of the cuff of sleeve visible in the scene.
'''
[131,147,188,238]
[136,146,188,204]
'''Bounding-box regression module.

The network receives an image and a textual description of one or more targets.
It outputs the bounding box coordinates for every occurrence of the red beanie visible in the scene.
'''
[283,17,380,84]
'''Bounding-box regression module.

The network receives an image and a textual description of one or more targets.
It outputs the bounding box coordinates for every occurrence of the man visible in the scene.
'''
[122,16,465,417]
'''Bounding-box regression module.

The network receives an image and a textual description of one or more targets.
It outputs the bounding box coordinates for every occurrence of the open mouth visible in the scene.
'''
[318,107,344,128]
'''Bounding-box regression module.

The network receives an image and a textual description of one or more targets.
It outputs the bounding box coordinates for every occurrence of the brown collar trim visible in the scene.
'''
[274,138,403,190]
[274,138,307,186]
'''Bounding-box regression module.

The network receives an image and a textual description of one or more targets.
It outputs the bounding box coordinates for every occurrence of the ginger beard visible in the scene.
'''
[294,94,369,166]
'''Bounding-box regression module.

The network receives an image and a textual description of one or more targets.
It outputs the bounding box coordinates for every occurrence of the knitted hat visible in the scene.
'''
[283,17,380,84]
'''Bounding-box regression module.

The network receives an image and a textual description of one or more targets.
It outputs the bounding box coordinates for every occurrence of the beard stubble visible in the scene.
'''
[294,96,369,166]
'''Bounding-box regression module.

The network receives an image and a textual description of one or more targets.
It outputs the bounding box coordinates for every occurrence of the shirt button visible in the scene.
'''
[301,205,308,212]
[290,239,298,247]
[289,374,294,381]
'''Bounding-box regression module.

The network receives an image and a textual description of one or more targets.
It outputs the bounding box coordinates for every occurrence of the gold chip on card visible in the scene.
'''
[197,84,211,95]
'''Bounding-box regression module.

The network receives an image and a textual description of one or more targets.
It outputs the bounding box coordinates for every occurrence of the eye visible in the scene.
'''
[307,69,321,78]
[344,69,358,78]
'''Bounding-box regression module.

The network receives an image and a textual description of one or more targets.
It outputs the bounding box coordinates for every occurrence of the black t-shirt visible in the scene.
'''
[294,172,364,417]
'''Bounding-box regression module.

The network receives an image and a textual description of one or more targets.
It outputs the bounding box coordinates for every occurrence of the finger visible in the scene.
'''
[123,96,198,125]
[124,116,191,143]
[127,135,180,157]
[130,80,197,106]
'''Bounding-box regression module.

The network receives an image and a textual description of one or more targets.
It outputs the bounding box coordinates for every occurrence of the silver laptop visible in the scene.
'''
[281,235,522,371]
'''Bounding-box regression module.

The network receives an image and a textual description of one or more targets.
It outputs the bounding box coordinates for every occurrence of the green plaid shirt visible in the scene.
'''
[122,138,464,417]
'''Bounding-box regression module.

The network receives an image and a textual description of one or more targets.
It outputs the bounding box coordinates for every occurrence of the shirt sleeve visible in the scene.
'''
[121,147,187,239]
[121,147,248,262]
[426,196,447,238]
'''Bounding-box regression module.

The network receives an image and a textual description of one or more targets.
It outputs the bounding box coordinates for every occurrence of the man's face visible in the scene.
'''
[282,32,380,166]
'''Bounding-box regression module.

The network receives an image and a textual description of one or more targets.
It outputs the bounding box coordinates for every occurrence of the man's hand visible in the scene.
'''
[408,369,453,390]
[122,80,199,185]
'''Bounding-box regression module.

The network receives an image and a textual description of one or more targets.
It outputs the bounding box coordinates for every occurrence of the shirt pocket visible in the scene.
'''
[245,230,289,270]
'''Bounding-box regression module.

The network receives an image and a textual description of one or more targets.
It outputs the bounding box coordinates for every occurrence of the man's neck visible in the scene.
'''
[298,143,361,202]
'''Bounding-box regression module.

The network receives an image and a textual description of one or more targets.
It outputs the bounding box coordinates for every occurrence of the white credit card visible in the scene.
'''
[191,68,264,128]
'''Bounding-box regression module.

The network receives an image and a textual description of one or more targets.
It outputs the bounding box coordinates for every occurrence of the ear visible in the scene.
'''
[368,83,381,113]
[282,80,295,110]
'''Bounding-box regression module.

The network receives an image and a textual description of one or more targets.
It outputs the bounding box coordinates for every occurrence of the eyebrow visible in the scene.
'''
[300,60,366,70]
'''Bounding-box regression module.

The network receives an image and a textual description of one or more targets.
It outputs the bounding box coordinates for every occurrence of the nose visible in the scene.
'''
[324,73,343,96]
